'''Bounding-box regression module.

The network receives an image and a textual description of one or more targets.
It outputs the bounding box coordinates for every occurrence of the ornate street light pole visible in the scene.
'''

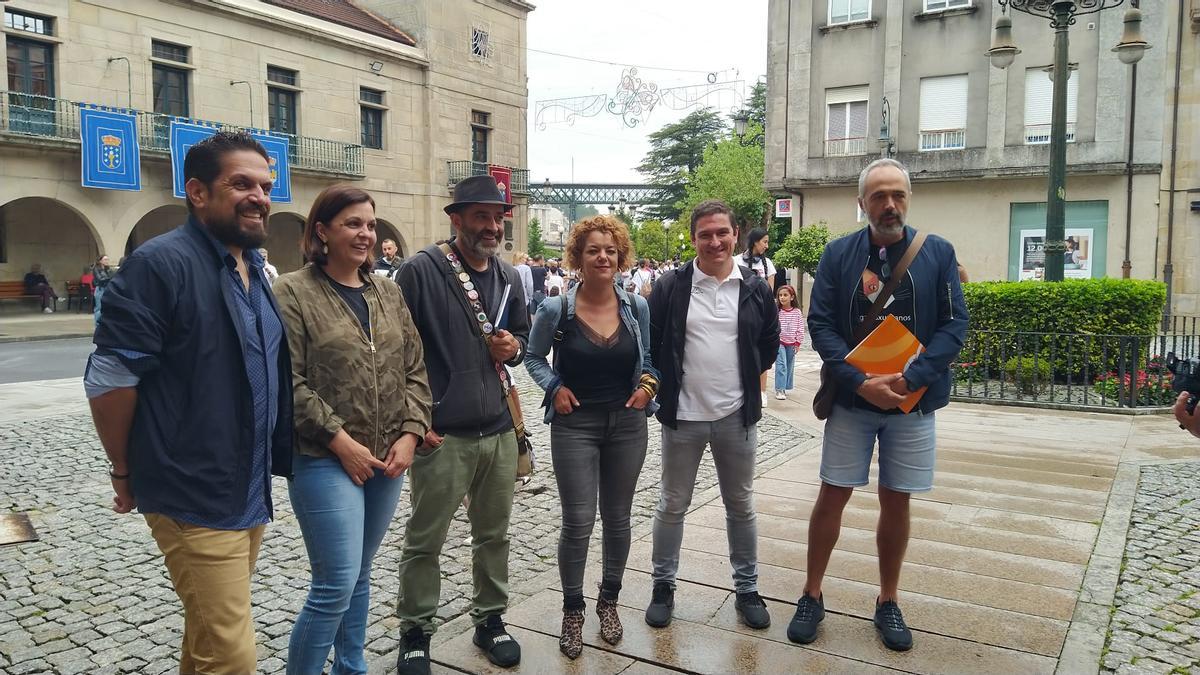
[988,0,1148,282]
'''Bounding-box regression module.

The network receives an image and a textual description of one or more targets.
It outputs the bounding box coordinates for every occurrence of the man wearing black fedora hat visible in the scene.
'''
[393,175,530,674]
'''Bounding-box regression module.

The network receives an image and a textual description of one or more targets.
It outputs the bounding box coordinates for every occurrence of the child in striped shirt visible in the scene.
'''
[775,284,805,400]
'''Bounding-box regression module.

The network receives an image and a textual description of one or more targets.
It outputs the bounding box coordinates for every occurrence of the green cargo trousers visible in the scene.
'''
[396,430,517,634]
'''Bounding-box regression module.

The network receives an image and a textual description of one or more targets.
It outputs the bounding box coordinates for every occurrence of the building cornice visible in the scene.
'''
[772,162,1163,191]
[194,0,430,69]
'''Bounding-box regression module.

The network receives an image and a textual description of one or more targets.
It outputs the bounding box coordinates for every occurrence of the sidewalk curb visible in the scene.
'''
[1055,461,1140,675]
[0,332,93,344]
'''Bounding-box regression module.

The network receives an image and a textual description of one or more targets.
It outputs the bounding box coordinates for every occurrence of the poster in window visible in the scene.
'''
[1018,228,1094,280]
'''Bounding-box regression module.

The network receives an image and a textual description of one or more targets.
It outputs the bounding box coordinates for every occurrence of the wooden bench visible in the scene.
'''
[0,280,40,308]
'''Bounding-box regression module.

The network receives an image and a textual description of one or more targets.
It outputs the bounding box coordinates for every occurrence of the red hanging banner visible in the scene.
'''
[487,165,513,205]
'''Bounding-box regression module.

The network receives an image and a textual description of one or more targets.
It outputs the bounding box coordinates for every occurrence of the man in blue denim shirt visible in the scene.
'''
[85,131,293,673]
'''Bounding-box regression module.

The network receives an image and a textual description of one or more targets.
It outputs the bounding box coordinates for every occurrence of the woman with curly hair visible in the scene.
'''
[525,215,659,660]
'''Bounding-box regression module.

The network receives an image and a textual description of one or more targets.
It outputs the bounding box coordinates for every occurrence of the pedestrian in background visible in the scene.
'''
[525,215,658,659]
[774,284,804,401]
[738,227,777,406]
[85,131,291,673]
[274,185,431,675]
[23,263,59,313]
[90,255,114,326]
[260,248,279,285]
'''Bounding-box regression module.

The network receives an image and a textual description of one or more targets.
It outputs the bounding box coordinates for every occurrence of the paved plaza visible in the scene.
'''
[0,343,1198,674]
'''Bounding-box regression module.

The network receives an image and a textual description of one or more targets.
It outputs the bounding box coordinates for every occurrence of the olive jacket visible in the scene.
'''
[274,264,432,459]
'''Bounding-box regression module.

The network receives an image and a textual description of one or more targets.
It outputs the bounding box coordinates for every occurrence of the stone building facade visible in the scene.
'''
[0,0,532,288]
[765,0,1199,314]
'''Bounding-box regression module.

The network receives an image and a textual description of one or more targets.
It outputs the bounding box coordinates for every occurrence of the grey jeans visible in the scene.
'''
[550,406,648,608]
[652,412,758,593]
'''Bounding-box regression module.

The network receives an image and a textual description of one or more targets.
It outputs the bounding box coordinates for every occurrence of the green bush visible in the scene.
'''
[961,279,1167,382]
[1004,356,1051,395]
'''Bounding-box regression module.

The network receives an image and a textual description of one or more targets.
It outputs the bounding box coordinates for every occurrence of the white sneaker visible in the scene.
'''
[775,391,787,400]
[761,392,768,406]
[43,307,53,314]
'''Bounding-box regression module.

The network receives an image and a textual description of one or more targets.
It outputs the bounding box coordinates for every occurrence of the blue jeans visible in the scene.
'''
[287,454,405,675]
[774,345,796,392]
[820,404,937,493]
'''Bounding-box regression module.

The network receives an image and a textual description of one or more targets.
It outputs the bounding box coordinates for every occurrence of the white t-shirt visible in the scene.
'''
[737,254,775,281]
[677,264,744,422]
[632,268,655,291]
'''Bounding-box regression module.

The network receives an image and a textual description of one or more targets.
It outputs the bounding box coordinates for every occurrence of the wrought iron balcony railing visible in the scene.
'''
[447,160,530,195]
[1024,122,1077,145]
[825,136,868,157]
[918,128,966,151]
[0,91,365,177]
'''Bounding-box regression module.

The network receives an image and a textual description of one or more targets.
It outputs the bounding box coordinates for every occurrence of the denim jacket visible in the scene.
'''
[525,283,660,423]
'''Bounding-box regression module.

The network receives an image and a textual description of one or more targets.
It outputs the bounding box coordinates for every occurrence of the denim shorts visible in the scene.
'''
[819,404,937,493]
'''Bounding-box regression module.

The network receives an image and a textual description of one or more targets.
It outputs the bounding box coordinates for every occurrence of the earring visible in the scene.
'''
[321,241,328,255]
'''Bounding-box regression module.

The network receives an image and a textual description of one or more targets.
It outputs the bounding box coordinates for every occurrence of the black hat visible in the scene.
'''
[444,175,511,215]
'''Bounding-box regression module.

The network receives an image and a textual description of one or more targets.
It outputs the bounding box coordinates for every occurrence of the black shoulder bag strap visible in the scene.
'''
[551,293,569,372]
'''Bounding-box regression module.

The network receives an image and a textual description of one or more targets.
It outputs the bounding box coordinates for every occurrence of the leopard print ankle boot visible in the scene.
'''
[559,608,585,659]
[595,595,623,645]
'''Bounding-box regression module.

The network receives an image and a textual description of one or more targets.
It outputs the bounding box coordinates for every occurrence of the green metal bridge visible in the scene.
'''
[528,182,670,223]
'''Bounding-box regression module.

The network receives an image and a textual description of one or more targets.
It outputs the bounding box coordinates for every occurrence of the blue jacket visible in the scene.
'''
[807,225,968,414]
[525,284,659,423]
[91,219,294,518]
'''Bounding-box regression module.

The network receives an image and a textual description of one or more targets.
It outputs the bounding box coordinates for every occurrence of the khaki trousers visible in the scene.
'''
[145,514,265,674]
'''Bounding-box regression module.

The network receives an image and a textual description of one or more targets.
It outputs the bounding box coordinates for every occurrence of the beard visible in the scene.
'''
[869,210,905,238]
[207,206,269,249]
[459,228,500,259]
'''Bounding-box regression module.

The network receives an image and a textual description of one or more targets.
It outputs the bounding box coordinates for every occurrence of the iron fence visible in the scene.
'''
[951,328,1200,409]
[447,160,530,194]
[0,91,364,176]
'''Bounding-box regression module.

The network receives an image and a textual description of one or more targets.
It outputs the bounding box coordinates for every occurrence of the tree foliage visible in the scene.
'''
[740,80,767,131]
[526,217,546,258]
[676,126,771,235]
[666,220,696,262]
[636,108,726,222]
[635,220,669,261]
[772,222,832,276]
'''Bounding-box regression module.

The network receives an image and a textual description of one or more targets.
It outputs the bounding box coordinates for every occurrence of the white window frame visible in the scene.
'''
[828,0,871,25]
[825,85,870,157]
[1024,67,1078,145]
[924,0,971,12]
[918,74,968,152]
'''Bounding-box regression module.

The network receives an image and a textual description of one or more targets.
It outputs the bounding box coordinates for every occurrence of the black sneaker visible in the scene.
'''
[874,599,913,651]
[735,591,771,629]
[473,614,521,667]
[644,582,674,628]
[786,592,824,644]
[396,626,432,675]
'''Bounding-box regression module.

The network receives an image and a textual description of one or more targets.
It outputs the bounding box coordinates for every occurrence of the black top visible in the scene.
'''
[530,265,549,294]
[852,237,915,414]
[325,274,371,336]
[558,315,637,411]
[454,244,514,437]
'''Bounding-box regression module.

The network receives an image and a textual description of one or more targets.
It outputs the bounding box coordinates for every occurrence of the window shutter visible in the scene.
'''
[827,103,847,139]
[848,100,868,137]
[919,74,968,131]
[1025,68,1078,126]
[826,84,869,106]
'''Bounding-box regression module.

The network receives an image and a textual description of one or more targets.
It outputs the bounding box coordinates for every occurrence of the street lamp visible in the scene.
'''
[731,111,765,146]
[988,0,1148,282]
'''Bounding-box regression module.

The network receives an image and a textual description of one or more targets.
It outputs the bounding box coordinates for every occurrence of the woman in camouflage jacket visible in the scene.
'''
[274,185,431,675]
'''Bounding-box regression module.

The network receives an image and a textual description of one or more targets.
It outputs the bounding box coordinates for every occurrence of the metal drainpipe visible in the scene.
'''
[1162,0,1185,329]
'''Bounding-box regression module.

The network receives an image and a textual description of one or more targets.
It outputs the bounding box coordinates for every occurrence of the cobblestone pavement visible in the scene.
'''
[1103,462,1200,675]
[0,370,812,674]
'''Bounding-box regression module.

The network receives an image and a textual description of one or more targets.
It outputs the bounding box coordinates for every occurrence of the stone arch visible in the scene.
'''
[264,212,306,274]
[126,205,188,256]
[0,196,102,283]
[376,219,407,258]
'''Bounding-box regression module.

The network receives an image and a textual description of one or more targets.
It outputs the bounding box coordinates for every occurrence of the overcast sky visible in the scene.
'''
[525,1,769,185]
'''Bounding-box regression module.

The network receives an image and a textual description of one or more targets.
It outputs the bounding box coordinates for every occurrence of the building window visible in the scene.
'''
[825,86,869,157]
[471,110,491,165]
[6,37,56,135]
[919,74,968,151]
[829,0,870,25]
[267,66,299,135]
[924,0,970,10]
[1024,67,1078,145]
[151,40,189,64]
[4,9,54,36]
[360,87,385,150]
[471,27,493,60]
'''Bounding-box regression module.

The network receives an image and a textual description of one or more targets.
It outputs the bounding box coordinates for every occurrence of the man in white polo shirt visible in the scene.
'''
[645,199,780,630]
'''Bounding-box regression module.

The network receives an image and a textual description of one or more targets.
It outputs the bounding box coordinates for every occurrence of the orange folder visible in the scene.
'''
[845,314,927,413]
